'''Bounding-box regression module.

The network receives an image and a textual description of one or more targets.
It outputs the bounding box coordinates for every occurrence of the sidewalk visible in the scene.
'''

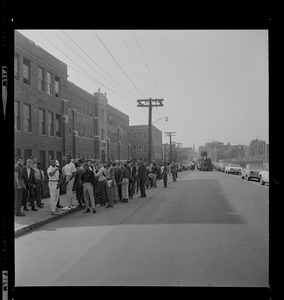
[15,193,82,238]
[14,180,170,238]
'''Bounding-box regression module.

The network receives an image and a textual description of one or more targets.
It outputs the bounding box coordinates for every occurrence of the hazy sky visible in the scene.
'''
[17,30,268,149]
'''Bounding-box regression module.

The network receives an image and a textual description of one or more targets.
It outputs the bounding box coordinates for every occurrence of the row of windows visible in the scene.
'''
[130,131,147,139]
[14,101,61,137]
[76,145,94,160]
[15,53,61,98]
[132,145,148,154]
[15,149,62,171]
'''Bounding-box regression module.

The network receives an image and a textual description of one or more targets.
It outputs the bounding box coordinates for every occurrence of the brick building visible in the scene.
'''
[107,104,130,161]
[14,31,132,168]
[14,31,69,170]
[129,125,162,162]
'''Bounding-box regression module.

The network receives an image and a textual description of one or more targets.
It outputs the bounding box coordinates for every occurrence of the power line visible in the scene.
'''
[61,30,139,100]
[37,31,135,104]
[93,30,147,99]
[119,30,155,97]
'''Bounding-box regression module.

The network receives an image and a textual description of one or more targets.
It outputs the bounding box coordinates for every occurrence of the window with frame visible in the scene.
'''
[23,58,31,85]
[24,149,32,163]
[133,146,137,154]
[47,111,54,136]
[46,71,53,95]
[23,104,31,132]
[55,76,60,98]
[39,108,45,135]
[144,145,147,153]
[132,131,136,139]
[138,145,142,154]
[55,114,61,137]
[138,131,141,139]
[38,66,45,92]
[14,101,20,130]
[144,131,147,139]
[48,151,54,160]
[14,53,20,80]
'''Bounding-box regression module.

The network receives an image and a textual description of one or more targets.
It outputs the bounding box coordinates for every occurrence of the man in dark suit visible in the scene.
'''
[129,161,137,199]
[22,159,38,211]
[138,159,147,198]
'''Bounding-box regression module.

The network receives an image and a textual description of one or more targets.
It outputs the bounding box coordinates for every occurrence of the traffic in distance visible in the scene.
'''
[180,150,269,186]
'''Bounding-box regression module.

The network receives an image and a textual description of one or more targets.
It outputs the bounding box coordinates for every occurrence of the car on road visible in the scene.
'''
[259,169,269,185]
[219,163,230,172]
[225,163,242,175]
[241,164,264,181]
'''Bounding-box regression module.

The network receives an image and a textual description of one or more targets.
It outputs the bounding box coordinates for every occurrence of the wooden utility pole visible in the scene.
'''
[164,131,176,162]
[137,98,164,163]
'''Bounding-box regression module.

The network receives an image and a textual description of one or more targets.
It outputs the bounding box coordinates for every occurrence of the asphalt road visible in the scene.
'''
[15,170,269,287]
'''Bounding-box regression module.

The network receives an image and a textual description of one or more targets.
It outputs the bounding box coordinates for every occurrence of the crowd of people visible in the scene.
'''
[14,154,180,217]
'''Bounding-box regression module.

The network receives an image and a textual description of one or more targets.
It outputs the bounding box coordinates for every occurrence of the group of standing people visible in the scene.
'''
[15,154,180,217]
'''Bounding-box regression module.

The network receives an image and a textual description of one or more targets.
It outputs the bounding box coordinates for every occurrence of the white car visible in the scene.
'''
[259,170,269,185]
[225,163,242,175]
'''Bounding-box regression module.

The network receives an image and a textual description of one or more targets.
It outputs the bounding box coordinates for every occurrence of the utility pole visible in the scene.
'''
[164,131,176,162]
[137,98,164,163]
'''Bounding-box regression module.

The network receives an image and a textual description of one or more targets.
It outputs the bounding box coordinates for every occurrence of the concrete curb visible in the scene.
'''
[15,206,82,238]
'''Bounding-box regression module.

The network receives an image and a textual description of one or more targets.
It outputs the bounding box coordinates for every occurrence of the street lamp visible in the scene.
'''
[152,116,168,124]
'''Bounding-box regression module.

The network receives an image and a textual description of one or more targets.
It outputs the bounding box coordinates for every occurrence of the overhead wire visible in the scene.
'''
[93,30,147,99]
[36,31,136,105]
[61,30,140,100]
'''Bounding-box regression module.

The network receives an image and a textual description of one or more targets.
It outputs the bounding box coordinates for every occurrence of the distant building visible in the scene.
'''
[129,125,162,162]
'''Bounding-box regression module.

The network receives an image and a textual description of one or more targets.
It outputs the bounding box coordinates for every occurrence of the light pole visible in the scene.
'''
[152,116,168,124]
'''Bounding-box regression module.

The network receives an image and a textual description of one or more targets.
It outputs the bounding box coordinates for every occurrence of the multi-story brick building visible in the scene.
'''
[107,103,130,161]
[129,125,162,162]
[14,31,69,170]
[14,31,132,168]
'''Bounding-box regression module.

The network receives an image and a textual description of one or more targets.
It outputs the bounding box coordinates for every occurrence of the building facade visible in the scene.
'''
[14,31,69,170]
[14,31,132,168]
[107,103,130,161]
[129,125,162,162]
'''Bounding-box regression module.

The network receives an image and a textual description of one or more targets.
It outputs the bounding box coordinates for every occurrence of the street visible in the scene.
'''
[15,170,269,287]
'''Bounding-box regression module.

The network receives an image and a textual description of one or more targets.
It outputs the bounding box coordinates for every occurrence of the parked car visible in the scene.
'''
[259,170,269,185]
[220,163,230,172]
[225,163,242,175]
[241,164,264,181]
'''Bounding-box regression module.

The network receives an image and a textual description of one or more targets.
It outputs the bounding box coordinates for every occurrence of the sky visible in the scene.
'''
[16,29,269,149]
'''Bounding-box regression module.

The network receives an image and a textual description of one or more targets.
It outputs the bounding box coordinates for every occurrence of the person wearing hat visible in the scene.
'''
[47,159,61,215]
[62,155,77,209]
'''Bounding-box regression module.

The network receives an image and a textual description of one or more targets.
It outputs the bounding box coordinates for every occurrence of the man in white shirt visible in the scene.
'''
[62,155,77,209]
[47,159,60,215]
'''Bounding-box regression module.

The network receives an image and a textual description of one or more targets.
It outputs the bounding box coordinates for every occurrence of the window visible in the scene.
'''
[55,114,61,137]
[82,123,85,137]
[56,152,62,165]
[23,58,31,85]
[144,131,147,139]
[24,149,32,163]
[144,145,147,153]
[47,71,53,95]
[39,108,45,135]
[55,76,60,98]
[138,131,141,139]
[132,132,136,139]
[14,101,20,130]
[48,151,54,160]
[38,67,45,92]
[39,151,46,171]
[133,146,137,154]
[47,111,54,136]
[101,128,105,141]
[14,53,20,80]
[23,104,31,132]
[86,124,89,138]
[138,145,142,154]
[100,108,105,124]
[78,122,81,136]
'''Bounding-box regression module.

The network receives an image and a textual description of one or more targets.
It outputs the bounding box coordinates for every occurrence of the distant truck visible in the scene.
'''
[197,152,213,171]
